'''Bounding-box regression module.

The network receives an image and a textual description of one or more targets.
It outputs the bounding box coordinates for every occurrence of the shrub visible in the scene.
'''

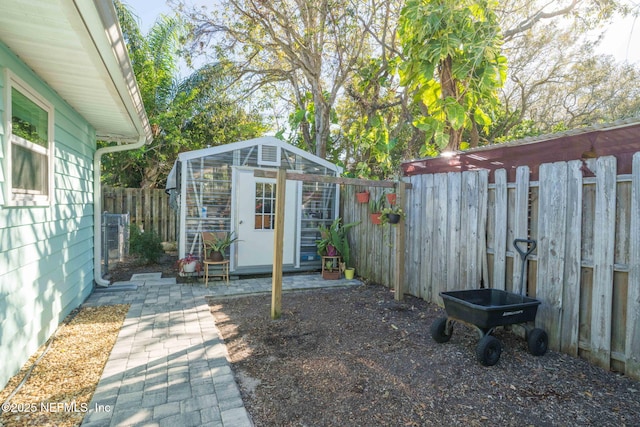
[129,225,164,264]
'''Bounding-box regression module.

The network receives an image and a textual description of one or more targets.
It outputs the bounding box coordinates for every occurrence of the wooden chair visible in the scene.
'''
[201,232,230,286]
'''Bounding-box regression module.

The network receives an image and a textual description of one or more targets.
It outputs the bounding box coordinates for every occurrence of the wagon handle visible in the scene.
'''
[513,238,536,260]
[513,239,536,298]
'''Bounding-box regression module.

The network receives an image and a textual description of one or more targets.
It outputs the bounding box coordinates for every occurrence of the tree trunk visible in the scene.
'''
[440,56,462,152]
[313,92,331,159]
[140,163,160,189]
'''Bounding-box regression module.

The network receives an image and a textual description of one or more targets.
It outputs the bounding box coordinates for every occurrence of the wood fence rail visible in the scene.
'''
[341,153,640,381]
[102,187,177,242]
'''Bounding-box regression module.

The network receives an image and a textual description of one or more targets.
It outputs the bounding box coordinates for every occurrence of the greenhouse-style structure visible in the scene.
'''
[166,136,342,274]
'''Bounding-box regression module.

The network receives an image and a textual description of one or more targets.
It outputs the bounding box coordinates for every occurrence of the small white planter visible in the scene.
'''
[182,260,197,273]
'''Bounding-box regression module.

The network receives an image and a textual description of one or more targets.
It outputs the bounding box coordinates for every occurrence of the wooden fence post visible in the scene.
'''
[627,152,640,379]
[394,181,407,301]
[271,168,287,319]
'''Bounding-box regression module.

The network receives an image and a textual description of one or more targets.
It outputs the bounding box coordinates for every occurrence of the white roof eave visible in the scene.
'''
[0,0,151,144]
[176,136,342,174]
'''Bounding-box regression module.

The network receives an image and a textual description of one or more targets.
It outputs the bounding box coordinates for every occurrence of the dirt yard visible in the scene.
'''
[208,284,640,427]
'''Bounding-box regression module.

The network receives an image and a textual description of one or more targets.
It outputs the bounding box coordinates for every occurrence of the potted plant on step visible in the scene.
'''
[316,218,360,279]
[204,231,240,261]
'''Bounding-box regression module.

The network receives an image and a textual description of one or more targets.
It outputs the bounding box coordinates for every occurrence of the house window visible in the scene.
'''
[255,182,276,230]
[6,73,53,206]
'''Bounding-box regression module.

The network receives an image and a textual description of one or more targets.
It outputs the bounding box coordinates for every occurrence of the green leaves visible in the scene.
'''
[399,0,507,153]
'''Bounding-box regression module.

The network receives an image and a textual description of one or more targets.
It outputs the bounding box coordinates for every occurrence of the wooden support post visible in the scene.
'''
[394,181,407,301]
[271,168,287,319]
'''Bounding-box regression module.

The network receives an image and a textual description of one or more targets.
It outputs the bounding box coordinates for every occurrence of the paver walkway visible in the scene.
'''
[81,273,360,427]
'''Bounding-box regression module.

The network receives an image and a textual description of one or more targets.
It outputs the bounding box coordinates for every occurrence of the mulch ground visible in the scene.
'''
[208,284,640,427]
[0,305,128,427]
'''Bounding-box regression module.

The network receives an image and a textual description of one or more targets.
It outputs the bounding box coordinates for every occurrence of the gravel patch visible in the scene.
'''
[0,305,129,427]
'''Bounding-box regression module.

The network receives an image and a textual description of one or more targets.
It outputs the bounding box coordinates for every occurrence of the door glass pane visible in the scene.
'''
[255,182,276,230]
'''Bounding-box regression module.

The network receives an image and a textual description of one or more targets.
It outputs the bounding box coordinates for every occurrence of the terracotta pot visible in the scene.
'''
[322,270,341,280]
[386,193,397,205]
[210,251,224,261]
[356,191,370,203]
[370,213,382,225]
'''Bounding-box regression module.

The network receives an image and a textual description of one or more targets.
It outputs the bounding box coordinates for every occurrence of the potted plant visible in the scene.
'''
[355,189,370,203]
[316,218,360,279]
[368,193,386,225]
[322,258,342,280]
[204,231,240,261]
[380,206,405,225]
[177,253,201,275]
[386,191,397,205]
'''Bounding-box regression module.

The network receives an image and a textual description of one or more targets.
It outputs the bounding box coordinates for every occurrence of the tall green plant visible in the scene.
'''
[398,0,507,155]
[105,2,266,189]
[316,218,360,268]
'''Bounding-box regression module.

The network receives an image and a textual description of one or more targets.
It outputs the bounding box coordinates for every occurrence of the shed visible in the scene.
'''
[166,137,342,274]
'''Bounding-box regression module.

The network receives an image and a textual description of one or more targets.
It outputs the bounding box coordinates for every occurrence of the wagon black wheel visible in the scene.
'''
[430,317,452,343]
[527,328,548,356]
[476,335,502,366]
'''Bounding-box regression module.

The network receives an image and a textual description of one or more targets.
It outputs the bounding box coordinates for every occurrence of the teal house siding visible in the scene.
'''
[0,42,96,388]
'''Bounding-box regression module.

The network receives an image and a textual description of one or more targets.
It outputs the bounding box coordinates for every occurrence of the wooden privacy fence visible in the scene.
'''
[342,153,640,380]
[102,187,177,242]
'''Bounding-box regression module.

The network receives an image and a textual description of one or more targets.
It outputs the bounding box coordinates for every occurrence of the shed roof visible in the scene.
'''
[167,136,342,190]
[176,136,341,171]
[401,118,640,181]
[0,0,151,143]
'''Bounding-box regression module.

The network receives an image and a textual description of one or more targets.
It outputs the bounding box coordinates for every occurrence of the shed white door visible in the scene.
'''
[235,168,298,268]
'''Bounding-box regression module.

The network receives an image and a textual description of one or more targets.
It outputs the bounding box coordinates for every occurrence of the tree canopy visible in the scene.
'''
[102,1,266,189]
[169,0,638,180]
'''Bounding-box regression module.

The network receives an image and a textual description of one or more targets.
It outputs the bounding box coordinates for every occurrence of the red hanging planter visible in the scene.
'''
[370,212,382,225]
[356,191,370,203]
[386,193,397,205]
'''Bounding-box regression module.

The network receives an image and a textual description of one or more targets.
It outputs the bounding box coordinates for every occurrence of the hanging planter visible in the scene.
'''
[370,213,382,225]
[386,213,401,224]
[380,207,405,226]
[386,193,397,205]
[356,191,370,203]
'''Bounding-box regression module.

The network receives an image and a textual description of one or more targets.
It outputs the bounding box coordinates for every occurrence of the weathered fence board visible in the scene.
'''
[536,162,568,351]
[407,176,423,298]
[493,169,507,290]
[626,152,640,378]
[461,171,479,289]
[511,166,530,293]
[591,156,617,369]
[432,173,448,303]
[102,187,176,242]
[446,172,462,294]
[561,160,583,355]
[477,170,489,288]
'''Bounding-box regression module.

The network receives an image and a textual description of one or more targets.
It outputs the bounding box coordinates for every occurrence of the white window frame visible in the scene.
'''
[4,70,54,207]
